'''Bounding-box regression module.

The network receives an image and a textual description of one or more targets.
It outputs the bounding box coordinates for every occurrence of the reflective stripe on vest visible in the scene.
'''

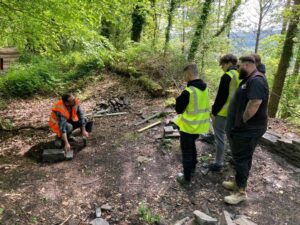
[174,86,210,134]
[217,70,240,117]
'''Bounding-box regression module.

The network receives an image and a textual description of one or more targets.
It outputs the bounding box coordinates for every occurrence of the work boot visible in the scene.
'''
[54,137,63,148]
[176,173,191,188]
[206,163,222,172]
[222,181,238,191]
[224,189,247,205]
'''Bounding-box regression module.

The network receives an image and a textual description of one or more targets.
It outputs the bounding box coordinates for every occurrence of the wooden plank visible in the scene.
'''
[135,112,161,126]
[93,112,128,118]
[137,120,161,133]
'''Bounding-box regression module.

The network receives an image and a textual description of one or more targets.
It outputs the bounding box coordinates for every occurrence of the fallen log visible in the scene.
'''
[108,64,164,97]
[138,120,161,133]
[137,75,164,97]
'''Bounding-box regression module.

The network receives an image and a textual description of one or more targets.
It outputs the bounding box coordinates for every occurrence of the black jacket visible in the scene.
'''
[257,63,266,75]
[212,66,239,116]
[175,79,207,114]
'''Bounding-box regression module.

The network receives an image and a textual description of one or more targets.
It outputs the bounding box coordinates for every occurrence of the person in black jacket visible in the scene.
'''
[208,54,239,172]
[251,53,266,75]
[175,64,209,187]
[223,55,269,205]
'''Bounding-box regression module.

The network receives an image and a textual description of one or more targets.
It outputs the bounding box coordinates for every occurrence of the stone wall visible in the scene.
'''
[260,130,300,167]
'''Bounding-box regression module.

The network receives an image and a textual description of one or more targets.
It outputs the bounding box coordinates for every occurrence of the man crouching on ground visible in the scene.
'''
[174,64,210,187]
[49,93,90,153]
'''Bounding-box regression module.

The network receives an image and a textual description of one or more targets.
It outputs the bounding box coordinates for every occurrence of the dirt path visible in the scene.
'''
[0,74,299,225]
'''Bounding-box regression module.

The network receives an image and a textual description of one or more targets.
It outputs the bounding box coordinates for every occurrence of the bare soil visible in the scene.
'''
[0,74,299,225]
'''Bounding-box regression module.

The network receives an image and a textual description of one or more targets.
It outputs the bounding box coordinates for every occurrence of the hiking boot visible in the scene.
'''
[176,173,191,188]
[222,181,238,191]
[224,190,247,205]
[206,163,222,172]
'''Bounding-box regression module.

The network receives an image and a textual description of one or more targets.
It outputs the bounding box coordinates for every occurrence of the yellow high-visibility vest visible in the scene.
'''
[174,86,210,134]
[217,69,241,117]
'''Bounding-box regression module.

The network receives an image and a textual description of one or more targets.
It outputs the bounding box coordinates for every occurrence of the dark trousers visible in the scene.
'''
[180,131,199,182]
[228,134,260,188]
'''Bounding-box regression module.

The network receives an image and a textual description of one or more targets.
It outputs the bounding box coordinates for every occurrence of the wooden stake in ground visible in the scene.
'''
[59,215,72,225]
[137,120,162,133]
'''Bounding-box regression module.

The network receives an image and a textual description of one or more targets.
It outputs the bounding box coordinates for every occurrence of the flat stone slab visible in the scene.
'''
[260,132,279,146]
[101,204,113,211]
[174,216,190,225]
[165,131,180,138]
[65,150,74,160]
[164,126,175,134]
[89,218,109,225]
[220,210,235,225]
[234,216,257,225]
[193,210,218,225]
[42,149,65,163]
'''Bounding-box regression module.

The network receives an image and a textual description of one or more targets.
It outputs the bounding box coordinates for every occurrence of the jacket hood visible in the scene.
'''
[187,79,207,91]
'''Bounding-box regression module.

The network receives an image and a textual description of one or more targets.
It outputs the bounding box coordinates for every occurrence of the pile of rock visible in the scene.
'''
[92,96,130,114]
[260,130,300,167]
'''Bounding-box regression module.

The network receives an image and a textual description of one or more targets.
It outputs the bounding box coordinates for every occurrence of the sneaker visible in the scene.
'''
[222,181,238,191]
[207,163,222,172]
[176,173,191,188]
[224,191,247,205]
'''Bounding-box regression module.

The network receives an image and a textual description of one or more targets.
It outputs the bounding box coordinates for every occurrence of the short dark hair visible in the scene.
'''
[219,54,237,65]
[239,55,255,64]
[62,93,73,103]
[251,53,261,65]
[183,63,199,77]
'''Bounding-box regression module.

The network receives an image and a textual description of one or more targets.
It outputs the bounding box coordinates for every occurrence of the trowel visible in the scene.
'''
[89,206,109,225]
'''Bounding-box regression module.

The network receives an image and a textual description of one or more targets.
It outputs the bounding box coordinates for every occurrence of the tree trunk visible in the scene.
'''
[182,6,186,54]
[255,4,263,53]
[164,0,177,55]
[131,3,146,42]
[187,0,213,61]
[293,45,300,77]
[214,0,241,37]
[150,0,159,47]
[217,0,221,29]
[268,0,300,118]
[281,0,291,34]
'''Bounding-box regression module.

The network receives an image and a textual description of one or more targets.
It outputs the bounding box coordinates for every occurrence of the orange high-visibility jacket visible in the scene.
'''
[49,99,79,137]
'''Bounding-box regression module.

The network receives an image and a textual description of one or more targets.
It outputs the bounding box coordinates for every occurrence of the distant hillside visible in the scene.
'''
[229,30,281,51]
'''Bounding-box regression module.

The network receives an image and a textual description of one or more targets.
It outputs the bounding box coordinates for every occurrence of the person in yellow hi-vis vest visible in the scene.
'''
[174,64,210,187]
[207,54,240,172]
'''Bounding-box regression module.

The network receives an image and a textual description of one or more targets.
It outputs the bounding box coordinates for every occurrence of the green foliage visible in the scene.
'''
[0,52,105,98]
[138,202,160,224]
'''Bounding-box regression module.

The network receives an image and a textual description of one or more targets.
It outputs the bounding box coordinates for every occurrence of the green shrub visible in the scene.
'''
[0,57,64,97]
[138,202,160,224]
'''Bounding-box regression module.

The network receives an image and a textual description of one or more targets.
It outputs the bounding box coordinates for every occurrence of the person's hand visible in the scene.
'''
[64,143,71,153]
[82,130,89,138]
